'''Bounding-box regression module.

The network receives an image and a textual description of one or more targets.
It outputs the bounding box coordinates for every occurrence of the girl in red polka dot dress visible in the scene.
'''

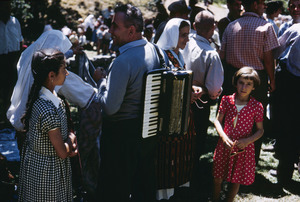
[212,67,264,202]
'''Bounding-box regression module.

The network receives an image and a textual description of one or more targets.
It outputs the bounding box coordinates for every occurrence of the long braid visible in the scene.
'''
[21,49,65,132]
[22,78,45,132]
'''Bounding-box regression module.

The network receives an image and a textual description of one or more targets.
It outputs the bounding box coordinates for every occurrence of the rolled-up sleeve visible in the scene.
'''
[205,53,224,99]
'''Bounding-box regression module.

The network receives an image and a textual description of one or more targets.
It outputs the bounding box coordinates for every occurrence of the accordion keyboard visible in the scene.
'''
[142,71,163,138]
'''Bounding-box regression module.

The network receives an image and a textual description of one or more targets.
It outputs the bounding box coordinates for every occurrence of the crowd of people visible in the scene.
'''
[1,0,300,201]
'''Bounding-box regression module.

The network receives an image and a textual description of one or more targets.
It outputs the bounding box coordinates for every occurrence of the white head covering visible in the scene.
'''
[156,18,190,51]
[58,71,96,109]
[84,14,95,31]
[7,30,72,131]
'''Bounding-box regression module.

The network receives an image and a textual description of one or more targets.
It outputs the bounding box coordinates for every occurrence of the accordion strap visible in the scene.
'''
[152,43,168,69]
[164,50,185,70]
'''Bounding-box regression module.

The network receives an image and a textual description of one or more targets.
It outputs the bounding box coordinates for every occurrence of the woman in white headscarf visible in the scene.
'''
[7,30,96,131]
[7,30,72,131]
[156,18,190,70]
[155,18,194,200]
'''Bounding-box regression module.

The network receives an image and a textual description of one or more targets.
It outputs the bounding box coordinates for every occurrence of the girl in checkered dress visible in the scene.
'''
[212,67,264,202]
[18,49,78,201]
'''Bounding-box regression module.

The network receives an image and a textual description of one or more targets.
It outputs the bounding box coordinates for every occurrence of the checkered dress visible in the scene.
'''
[18,98,72,201]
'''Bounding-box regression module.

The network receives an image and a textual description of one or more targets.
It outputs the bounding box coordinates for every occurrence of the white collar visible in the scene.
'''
[194,34,210,45]
[39,86,60,109]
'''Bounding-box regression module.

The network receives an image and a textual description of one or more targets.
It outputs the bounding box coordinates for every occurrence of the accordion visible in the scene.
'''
[141,69,193,138]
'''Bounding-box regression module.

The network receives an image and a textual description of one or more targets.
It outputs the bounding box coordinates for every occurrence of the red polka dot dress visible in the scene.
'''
[213,93,264,185]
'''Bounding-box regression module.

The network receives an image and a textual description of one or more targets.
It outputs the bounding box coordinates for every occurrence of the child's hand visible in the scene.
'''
[222,136,234,150]
[93,67,106,82]
[68,132,78,157]
[69,149,78,157]
[236,138,249,149]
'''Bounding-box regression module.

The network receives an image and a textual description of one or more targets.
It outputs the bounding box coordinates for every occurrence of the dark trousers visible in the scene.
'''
[273,67,300,184]
[0,52,19,124]
[221,62,269,163]
[98,118,157,202]
[190,99,211,194]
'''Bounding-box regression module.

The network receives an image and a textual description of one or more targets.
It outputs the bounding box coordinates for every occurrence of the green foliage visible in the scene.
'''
[214,0,226,5]
[11,0,33,22]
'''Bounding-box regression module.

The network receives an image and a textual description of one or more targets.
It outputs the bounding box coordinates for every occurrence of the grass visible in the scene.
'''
[2,104,299,201]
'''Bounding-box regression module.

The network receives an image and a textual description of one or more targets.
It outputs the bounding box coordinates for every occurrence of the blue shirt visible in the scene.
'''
[278,20,293,37]
[0,16,23,54]
[267,18,279,35]
[275,24,300,76]
[99,38,168,121]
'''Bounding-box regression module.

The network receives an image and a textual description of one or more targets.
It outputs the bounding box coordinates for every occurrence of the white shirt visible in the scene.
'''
[0,16,23,54]
[183,33,224,99]
[61,26,71,36]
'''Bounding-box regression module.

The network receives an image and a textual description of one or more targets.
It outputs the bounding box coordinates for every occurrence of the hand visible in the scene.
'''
[222,136,234,150]
[72,45,83,55]
[69,148,78,157]
[68,132,78,157]
[235,138,249,150]
[209,88,223,100]
[269,79,276,93]
[93,67,106,82]
[191,85,204,103]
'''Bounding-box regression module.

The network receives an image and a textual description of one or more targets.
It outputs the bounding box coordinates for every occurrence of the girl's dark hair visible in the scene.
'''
[22,48,65,131]
[232,66,260,88]
[114,3,144,33]
[179,20,190,30]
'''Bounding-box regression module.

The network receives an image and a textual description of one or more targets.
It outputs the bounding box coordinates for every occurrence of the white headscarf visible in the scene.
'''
[156,18,190,51]
[7,30,72,131]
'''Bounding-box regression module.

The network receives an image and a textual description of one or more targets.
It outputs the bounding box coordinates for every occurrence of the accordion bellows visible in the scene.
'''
[141,69,195,188]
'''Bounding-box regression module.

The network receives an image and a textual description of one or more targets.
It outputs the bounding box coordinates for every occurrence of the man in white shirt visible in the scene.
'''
[0,0,23,128]
[182,10,223,196]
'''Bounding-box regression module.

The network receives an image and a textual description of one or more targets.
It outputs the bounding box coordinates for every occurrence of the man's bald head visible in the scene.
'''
[193,10,215,39]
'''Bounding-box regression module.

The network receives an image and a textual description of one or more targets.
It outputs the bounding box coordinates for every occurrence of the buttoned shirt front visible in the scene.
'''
[183,34,224,99]
[220,12,279,70]
[0,16,23,54]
